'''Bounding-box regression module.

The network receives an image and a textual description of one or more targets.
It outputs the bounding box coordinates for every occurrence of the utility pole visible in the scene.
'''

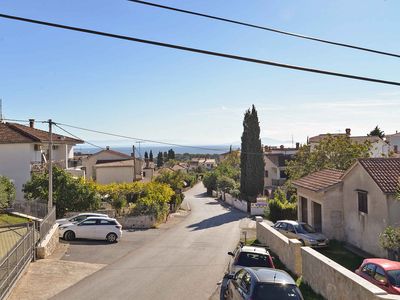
[48,119,53,212]
[132,145,136,181]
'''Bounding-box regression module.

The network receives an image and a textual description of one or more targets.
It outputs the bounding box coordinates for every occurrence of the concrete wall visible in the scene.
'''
[256,220,400,300]
[257,221,302,275]
[95,166,135,184]
[36,223,59,259]
[343,163,389,257]
[116,215,156,229]
[302,247,400,300]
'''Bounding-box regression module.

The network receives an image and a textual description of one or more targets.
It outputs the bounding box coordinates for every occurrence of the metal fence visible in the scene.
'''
[0,223,36,300]
[38,206,56,242]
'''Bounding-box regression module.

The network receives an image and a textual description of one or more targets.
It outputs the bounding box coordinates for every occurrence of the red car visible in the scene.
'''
[355,258,400,294]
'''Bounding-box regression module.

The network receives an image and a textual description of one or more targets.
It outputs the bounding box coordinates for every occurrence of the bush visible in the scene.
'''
[0,176,16,209]
[265,188,297,222]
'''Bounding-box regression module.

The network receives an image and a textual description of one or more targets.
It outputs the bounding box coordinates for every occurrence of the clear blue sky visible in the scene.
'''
[0,0,399,148]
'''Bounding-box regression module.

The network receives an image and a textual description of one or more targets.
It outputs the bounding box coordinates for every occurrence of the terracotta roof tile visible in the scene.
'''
[0,122,83,144]
[292,169,344,192]
[359,158,400,194]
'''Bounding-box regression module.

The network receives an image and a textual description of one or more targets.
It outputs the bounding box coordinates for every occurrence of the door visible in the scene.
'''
[301,197,308,223]
[313,202,322,232]
[75,218,98,239]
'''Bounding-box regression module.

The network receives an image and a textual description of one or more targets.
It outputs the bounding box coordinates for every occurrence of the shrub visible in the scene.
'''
[0,176,16,209]
[265,188,297,222]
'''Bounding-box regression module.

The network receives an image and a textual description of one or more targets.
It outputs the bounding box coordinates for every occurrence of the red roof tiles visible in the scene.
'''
[359,158,400,194]
[0,122,83,144]
[292,169,344,192]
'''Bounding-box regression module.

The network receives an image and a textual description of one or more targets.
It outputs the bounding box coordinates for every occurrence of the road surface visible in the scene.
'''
[52,183,247,300]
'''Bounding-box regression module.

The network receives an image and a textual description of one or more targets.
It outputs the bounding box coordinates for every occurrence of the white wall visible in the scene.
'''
[0,144,33,200]
[82,151,131,179]
[95,166,135,184]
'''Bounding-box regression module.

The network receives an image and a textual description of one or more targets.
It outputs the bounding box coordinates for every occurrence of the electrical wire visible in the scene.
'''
[0,13,399,86]
[128,0,400,59]
[53,123,105,150]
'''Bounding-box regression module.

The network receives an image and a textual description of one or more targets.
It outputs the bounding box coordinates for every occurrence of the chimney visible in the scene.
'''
[29,119,35,128]
[280,145,284,150]
[296,142,300,149]
[345,128,351,136]
[394,145,398,154]
[106,146,110,150]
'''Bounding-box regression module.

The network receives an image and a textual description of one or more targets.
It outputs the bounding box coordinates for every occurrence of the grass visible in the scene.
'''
[246,239,324,300]
[0,213,29,226]
[317,240,365,271]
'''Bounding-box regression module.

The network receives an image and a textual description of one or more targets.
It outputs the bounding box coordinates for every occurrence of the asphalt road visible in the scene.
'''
[52,183,247,300]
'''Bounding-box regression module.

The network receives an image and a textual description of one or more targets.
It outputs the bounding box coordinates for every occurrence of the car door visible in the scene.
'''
[286,224,298,239]
[228,269,245,300]
[373,266,390,293]
[276,222,288,236]
[97,219,115,239]
[76,218,98,239]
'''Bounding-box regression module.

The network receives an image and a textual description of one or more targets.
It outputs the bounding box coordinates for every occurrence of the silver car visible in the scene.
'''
[273,220,329,247]
[56,213,108,225]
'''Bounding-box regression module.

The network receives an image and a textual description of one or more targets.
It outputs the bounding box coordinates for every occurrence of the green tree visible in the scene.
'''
[203,172,219,195]
[379,226,400,259]
[368,125,385,139]
[163,151,168,161]
[168,149,175,160]
[144,151,149,161]
[157,151,164,167]
[286,135,371,184]
[23,167,101,217]
[240,105,264,211]
[265,188,297,222]
[0,176,16,210]
[217,175,237,199]
[149,150,154,162]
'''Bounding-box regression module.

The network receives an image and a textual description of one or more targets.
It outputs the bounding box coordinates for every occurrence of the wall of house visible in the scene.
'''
[296,185,344,240]
[386,194,400,227]
[369,140,390,157]
[387,135,400,153]
[82,151,130,179]
[263,156,278,188]
[343,163,388,257]
[0,143,35,200]
[95,166,135,184]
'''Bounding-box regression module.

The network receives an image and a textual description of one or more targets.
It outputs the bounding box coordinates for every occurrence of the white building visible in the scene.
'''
[0,120,83,200]
[386,132,400,155]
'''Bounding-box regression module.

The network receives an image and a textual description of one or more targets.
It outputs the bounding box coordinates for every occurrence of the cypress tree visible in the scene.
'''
[157,152,164,167]
[144,151,149,160]
[240,105,264,212]
[149,150,154,162]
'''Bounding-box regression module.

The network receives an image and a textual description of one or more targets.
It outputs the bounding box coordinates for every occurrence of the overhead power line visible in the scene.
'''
[0,13,399,86]
[128,0,400,59]
[53,123,104,150]
[54,121,228,152]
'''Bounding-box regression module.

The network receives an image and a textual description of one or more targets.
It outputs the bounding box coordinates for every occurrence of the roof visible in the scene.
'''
[90,149,132,159]
[350,136,383,143]
[292,169,344,192]
[94,159,135,168]
[309,133,346,143]
[363,258,400,271]
[358,158,400,194]
[308,133,383,144]
[240,246,270,255]
[276,220,302,225]
[0,122,83,144]
[246,267,296,285]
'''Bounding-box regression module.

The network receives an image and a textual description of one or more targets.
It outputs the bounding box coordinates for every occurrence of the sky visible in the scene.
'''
[0,0,399,149]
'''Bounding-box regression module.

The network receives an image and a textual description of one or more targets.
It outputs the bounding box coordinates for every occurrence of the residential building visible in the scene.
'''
[188,158,216,171]
[386,132,400,155]
[263,144,299,196]
[0,120,83,200]
[309,128,389,157]
[293,158,400,257]
[94,159,143,184]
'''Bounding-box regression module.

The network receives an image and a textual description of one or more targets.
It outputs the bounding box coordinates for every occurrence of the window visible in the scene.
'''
[358,191,368,214]
[99,219,116,225]
[362,263,376,277]
[240,272,251,294]
[287,224,295,233]
[374,267,387,284]
[143,171,146,177]
[80,219,97,226]
[265,170,269,178]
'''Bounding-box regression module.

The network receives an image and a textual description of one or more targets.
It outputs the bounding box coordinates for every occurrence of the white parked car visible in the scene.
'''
[59,217,122,243]
[56,213,109,225]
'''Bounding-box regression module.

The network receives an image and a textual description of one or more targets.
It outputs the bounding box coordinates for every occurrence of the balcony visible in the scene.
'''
[271,178,287,186]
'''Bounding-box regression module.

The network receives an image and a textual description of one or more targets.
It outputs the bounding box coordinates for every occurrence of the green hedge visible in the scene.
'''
[266,199,297,223]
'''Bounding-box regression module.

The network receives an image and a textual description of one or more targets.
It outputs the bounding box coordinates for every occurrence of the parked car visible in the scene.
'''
[273,220,329,247]
[355,258,400,294]
[227,244,275,274]
[59,217,122,243]
[56,212,109,225]
[223,267,304,300]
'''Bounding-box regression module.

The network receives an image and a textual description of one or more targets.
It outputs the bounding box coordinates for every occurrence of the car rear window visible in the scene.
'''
[236,252,273,268]
[254,283,303,300]
[99,219,116,225]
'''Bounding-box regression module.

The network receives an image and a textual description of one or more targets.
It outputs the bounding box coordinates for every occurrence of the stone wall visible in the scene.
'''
[116,215,156,229]
[36,224,59,259]
[257,221,302,275]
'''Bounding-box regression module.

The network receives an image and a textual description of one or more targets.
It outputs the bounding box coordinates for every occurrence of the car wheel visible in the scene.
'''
[106,233,118,243]
[63,230,75,241]
[299,239,305,246]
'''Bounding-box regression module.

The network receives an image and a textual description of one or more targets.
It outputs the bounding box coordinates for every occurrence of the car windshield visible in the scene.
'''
[236,252,273,268]
[294,223,316,234]
[387,270,400,287]
[254,283,303,300]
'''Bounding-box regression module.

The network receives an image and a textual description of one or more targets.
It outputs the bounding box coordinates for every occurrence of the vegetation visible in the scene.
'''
[317,240,364,271]
[368,125,385,139]
[285,135,371,185]
[240,105,264,211]
[203,151,240,196]
[0,175,16,210]
[379,226,400,259]
[0,214,28,226]
[157,151,164,167]
[265,188,297,222]
[23,167,101,218]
